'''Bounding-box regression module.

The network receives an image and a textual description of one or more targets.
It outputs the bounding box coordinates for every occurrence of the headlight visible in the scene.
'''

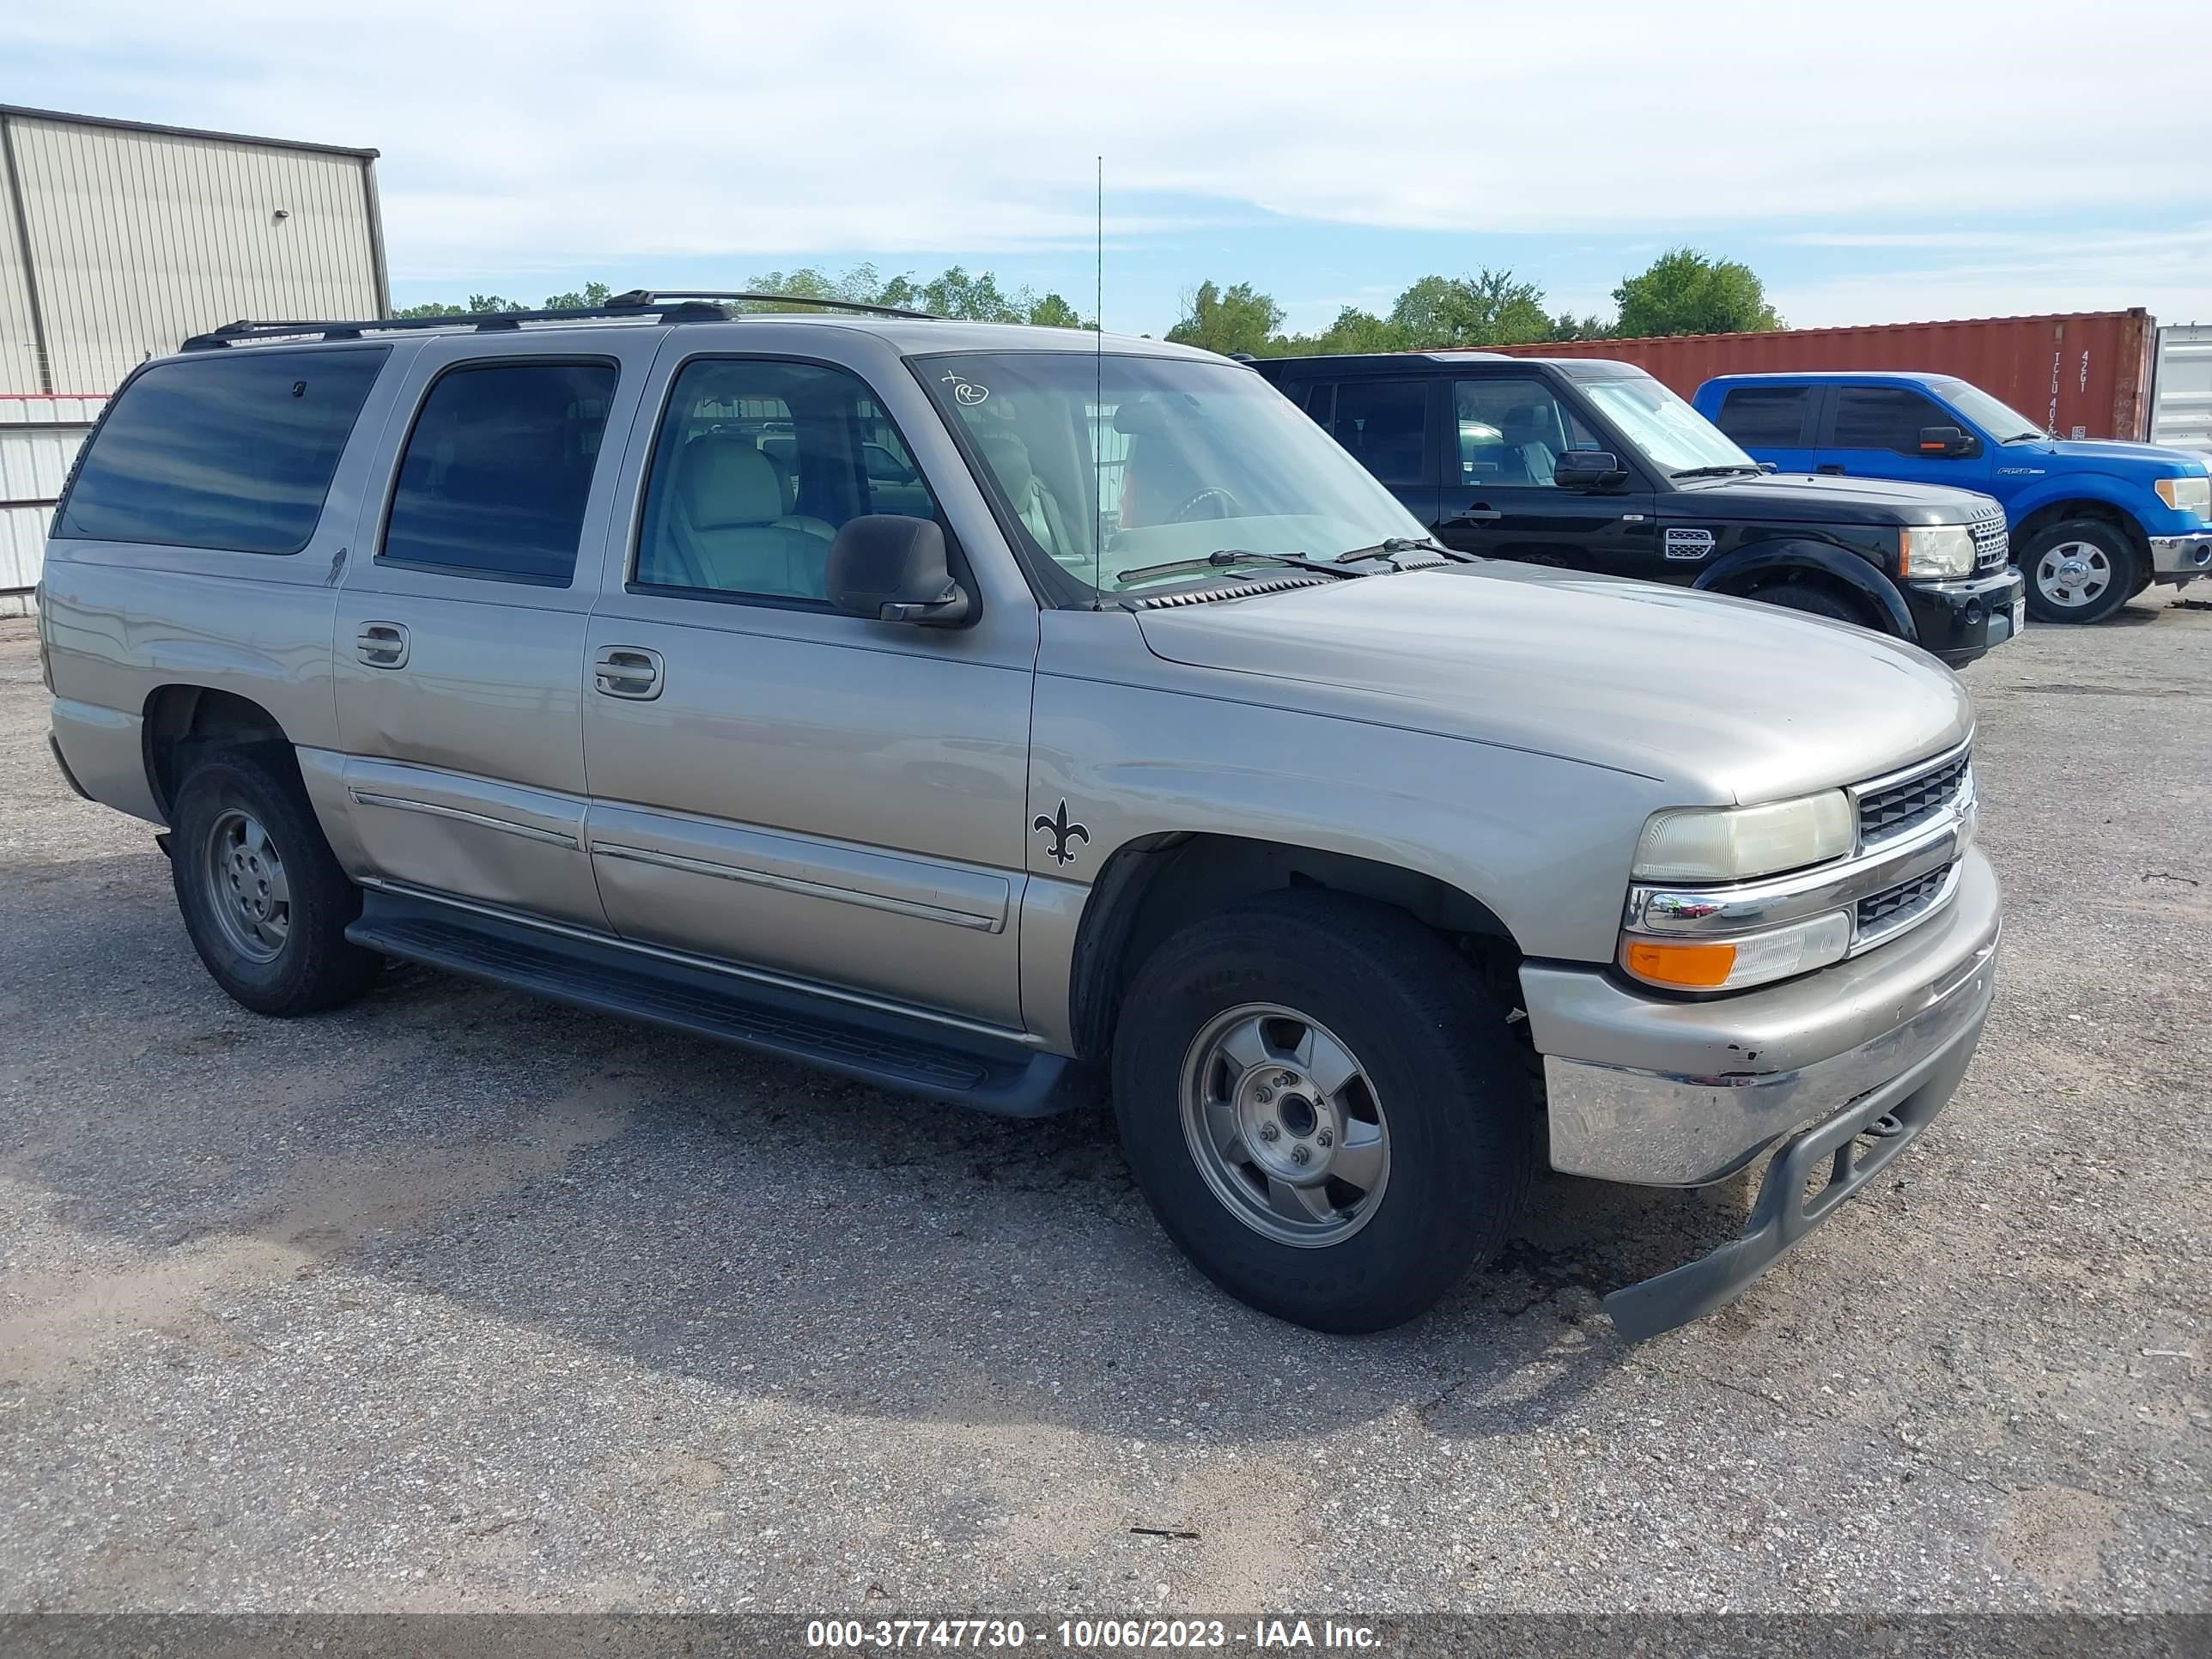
[2154,475,2211,518]
[1899,523,1977,580]
[1632,791,1855,883]
[1622,910,1852,992]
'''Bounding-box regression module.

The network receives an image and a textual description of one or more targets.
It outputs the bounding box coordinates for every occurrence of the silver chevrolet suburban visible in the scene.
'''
[38,292,2002,1338]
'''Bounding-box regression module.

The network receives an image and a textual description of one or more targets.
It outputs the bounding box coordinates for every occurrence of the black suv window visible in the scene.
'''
[1715,385,1814,447]
[635,358,942,603]
[1313,378,1428,485]
[57,349,387,554]
[381,361,616,585]
[1831,386,1949,454]
[1454,378,1602,488]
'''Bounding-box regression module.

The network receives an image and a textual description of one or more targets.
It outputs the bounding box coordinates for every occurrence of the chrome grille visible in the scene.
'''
[1857,866,1949,933]
[1856,750,1970,844]
[1970,507,2009,573]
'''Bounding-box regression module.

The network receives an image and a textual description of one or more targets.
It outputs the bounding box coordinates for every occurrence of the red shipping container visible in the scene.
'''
[1492,310,2156,442]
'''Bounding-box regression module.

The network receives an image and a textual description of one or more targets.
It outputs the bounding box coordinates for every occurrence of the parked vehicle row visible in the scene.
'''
[40,293,2000,1340]
[1255,353,2027,665]
[1695,370,2212,624]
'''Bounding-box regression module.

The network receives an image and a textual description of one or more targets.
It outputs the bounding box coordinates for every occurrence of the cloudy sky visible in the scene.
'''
[9,0,2212,334]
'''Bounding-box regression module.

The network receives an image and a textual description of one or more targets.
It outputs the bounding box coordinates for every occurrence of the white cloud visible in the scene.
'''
[9,0,2212,292]
[1772,227,2212,327]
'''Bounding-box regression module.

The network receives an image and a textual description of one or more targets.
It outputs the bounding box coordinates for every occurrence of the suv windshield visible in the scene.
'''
[919,352,1427,599]
[1929,377,2047,443]
[1579,374,1759,475]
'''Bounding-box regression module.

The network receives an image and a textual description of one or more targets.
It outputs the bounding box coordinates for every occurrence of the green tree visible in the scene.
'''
[1164,281,1285,356]
[1611,248,1781,338]
[539,281,613,310]
[1024,291,1087,329]
[1544,311,1612,342]
[1387,270,1552,348]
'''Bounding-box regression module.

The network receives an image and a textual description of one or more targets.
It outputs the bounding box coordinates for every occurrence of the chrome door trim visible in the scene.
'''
[591,840,1003,932]
[347,788,581,849]
[356,877,1048,1048]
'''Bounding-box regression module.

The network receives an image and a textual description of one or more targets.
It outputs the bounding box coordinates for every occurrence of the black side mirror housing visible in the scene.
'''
[1553,450,1627,490]
[826,515,974,626]
[1917,424,1978,459]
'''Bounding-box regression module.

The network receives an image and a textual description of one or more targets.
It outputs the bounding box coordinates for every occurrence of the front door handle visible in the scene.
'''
[593,646,664,701]
[1816,464,1845,476]
[356,621,409,669]
[1449,505,1504,522]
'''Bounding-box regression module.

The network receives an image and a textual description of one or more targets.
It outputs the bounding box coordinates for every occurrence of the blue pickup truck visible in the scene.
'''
[1693,371,2212,623]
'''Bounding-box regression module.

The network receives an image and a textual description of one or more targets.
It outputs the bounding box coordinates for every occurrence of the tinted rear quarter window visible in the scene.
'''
[1323,379,1429,485]
[57,349,388,553]
[380,360,617,585]
[1716,385,1814,447]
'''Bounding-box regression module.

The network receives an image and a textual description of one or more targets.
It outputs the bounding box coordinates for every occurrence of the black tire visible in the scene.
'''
[1110,890,1534,1334]
[1747,580,1865,626]
[169,746,378,1017]
[2021,518,2139,624]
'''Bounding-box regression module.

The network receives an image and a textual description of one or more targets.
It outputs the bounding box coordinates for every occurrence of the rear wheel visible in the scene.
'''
[170,748,377,1016]
[2021,519,2138,623]
[1110,890,1533,1334]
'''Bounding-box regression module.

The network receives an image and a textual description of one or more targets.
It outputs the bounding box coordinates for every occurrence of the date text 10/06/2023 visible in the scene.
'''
[805,1618,1382,1650]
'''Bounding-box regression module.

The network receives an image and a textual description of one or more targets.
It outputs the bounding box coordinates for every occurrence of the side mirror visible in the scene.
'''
[826,515,974,627]
[1553,451,1627,490]
[1917,425,1978,459]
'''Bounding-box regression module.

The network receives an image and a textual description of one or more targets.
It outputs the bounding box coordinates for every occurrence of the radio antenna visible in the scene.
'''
[1093,154,1104,611]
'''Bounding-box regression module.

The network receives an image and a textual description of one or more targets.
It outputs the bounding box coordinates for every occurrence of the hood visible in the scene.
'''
[1132,562,1971,806]
[1668,471,1994,524]
[1997,437,2212,476]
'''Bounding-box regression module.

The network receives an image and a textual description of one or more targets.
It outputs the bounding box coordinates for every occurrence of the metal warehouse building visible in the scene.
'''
[2,105,388,610]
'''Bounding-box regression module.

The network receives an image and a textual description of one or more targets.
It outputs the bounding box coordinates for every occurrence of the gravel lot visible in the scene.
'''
[1,598,2206,1616]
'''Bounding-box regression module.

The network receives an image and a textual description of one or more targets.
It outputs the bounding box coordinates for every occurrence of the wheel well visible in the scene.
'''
[1735,568,1882,629]
[143,686,294,821]
[1068,833,1525,1061]
[2013,499,2148,562]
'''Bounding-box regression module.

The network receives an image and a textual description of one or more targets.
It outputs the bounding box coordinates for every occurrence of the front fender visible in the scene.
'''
[1694,541,1915,640]
[2004,472,2153,532]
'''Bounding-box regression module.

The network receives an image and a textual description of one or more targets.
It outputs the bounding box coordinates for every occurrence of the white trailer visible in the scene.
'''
[2149,324,2212,461]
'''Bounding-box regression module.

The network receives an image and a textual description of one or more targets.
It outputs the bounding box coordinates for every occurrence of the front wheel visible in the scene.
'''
[170,748,379,1017]
[1111,891,1534,1334]
[2021,520,2139,623]
[1747,580,1866,627]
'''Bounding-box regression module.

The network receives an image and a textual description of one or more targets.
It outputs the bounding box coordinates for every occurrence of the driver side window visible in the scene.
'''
[1454,379,1600,490]
[634,359,943,603]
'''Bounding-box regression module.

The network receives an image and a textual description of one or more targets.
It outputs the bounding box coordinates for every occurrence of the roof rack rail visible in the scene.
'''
[604,289,942,320]
[179,296,728,351]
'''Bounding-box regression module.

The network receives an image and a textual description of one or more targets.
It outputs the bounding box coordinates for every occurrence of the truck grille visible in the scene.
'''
[1856,865,1954,940]
[1856,750,1971,844]
[1970,507,2009,573]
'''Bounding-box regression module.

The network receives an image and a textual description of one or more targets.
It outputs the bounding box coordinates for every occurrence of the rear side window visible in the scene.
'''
[1715,385,1814,447]
[57,349,387,554]
[380,360,616,585]
[1832,386,1948,453]
[1317,379,1429,485]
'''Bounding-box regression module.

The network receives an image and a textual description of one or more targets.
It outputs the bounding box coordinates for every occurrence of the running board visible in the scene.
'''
[347,890,1079,1117]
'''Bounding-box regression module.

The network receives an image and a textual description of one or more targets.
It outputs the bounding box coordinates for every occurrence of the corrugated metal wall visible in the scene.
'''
[0,107,384,602]
[2149,325,2212,459]
[0,395,101,599]
[2,111,385,398]
[1498,311,2158,443]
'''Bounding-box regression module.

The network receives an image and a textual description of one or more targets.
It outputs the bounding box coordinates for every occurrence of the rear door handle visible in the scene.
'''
[593,646,664,701]
[1816,464,1845,476]
[356,622,409,668]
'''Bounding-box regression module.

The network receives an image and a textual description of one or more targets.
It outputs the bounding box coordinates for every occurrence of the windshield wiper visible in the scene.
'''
[1670,464,1764,479]
[1115,549,1363,586]
[1334,535,1470,565]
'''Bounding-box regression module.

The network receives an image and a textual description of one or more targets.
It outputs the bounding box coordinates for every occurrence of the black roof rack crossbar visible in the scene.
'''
[178,298,730,350]
[605,289,942,320]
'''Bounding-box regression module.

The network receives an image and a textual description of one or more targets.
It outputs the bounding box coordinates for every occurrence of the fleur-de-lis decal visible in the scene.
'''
[1032,799,1091,866]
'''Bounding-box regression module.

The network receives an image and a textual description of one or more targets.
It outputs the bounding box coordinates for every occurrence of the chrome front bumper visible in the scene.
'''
[2148,532,2212,580]
[1525,848,2001,1188]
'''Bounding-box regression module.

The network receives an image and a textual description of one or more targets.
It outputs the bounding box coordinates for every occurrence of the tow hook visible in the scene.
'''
[1860,1111,1906,1140]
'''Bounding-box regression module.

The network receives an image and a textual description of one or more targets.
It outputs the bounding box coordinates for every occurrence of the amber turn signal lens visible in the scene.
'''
[1622,938,1739,989]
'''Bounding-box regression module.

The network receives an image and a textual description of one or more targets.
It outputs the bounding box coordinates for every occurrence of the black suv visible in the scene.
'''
[1256,354,2027,667]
